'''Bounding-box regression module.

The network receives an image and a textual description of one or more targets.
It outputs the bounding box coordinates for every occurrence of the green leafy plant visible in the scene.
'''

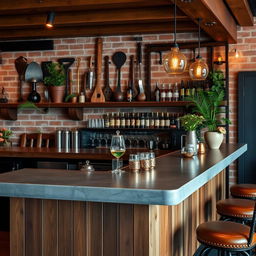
[65,93,77,102]
[180,114,205,131]
[43,63,65,86]
[208,70,224,90]
[0,128,12,144]
[18,101,47,114]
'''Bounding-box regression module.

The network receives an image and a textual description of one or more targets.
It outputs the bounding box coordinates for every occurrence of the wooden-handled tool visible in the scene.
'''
[76,57,81,95]
[129,55,138,99]
[136,42,146,101]
[91,38,105,102]
[103,56,113,101]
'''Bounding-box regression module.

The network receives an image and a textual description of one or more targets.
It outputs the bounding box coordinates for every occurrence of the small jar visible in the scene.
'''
[149,152,156,169]
[79,92,85,103]
[129,154,140,172]
[140,152,150,171]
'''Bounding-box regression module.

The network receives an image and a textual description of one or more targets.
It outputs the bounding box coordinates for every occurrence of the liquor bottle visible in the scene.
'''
[190,81,196,98]
[145,113,150,128]
[165,112,170,128]
[131,113,136,128]
[170,113,176,129]
[126,81,133,102]
[136,113,141,128]
[110,113,115,128]
[150,113,155,128]
[125,113,131,128]
[140,113,145,128]
[160,112,165,128]
[175,113,181,130]
[120,112,126,128]
[155,112,160,128]
[115,113,121,128]
[160,84,166,102]
[173,83,179,102]
[180,80,185,101]
[104,113,110,128]
[166,84,172,102]
[185,81,190,100]
[154,82,160,102]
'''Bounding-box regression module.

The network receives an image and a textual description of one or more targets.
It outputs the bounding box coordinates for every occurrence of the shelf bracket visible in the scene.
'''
[0,108,17,120]
[67,108,83,121]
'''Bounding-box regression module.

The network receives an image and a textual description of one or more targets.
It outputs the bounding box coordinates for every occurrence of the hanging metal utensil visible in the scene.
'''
[15,56,27,102]
[85,56,94,101]
[76,57,81,95]
[136,42,146,101]
[103,56,113,101]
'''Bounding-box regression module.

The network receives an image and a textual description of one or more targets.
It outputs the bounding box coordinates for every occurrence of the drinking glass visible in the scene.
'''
[110,131,126,173]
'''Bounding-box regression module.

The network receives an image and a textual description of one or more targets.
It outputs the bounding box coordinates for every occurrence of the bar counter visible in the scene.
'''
[0,143,246,256]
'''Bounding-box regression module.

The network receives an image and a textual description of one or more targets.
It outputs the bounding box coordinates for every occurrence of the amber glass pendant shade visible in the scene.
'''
[189,56,209,81]
[163,46,187,74]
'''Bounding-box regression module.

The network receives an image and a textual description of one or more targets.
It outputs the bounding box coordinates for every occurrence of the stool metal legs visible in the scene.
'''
[198,247,212,256]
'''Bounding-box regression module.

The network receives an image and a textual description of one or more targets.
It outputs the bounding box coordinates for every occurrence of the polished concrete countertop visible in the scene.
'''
[0,144,247,205]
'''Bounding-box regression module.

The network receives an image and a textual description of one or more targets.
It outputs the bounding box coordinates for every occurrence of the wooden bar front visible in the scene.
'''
[10,171,225,256]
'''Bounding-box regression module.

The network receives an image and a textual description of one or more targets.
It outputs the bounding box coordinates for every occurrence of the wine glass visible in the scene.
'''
[110,130,126,173]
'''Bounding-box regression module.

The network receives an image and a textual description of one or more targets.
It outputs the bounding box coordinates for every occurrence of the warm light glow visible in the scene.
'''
[45,23,53,28]
[235,49,239,58]
[163,46,187,75]
[217,56,223,62]
[189,57,209,81]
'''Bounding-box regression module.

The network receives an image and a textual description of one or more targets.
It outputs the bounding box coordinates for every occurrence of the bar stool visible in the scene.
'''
[217,198,254,223]
[196,201,256,256]
[231,184,256,200]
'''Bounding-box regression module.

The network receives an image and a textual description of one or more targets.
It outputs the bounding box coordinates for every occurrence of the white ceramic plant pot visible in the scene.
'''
[204,132,223,149]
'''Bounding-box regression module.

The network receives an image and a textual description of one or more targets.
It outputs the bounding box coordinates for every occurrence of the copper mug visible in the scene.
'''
[198,142,206,154]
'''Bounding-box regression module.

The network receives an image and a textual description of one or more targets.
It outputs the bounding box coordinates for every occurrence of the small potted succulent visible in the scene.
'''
[44,63,66,103]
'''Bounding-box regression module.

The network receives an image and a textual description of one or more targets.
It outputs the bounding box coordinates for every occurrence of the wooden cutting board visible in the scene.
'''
[91,38,105,102]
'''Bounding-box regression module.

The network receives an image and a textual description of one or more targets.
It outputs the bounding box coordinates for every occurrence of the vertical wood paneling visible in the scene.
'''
[58,200,74,256]
[134,204,149,256]
[42,200,58,256]
[25,199,42,256]
[10,198,25,256]
[119,204,134,256]
[149,205,160,256]
[159,206,170,256]
[103,203,118,256]
[73,201,87,256]
[88,202,103,256]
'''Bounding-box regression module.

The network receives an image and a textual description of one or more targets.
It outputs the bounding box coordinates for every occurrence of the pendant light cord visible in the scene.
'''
[174,0,177,45]
[198,18,202,57]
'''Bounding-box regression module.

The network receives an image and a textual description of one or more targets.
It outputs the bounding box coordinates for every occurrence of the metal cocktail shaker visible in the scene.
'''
[71,130,80,151]
[62,130,71,151]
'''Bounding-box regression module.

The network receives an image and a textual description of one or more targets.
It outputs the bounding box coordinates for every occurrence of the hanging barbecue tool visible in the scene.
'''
[103,56,113,101]
[25,62,43,103]
[85,56,94,101]
[76,57,81,95]
[91,38,105,102]
[15,56,27,102]
[57,58,75,98]
[136,42,146,101]
[41,61,52,102]
[112,51,126,102]
[129,55,138,100]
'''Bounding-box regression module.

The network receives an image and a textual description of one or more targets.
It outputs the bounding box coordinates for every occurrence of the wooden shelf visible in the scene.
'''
[84,127,181,132]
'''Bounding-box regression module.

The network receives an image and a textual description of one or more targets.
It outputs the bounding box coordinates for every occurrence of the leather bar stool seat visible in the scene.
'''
[196,221,256,250]
[231,184,256,199]
[217,198,254,219]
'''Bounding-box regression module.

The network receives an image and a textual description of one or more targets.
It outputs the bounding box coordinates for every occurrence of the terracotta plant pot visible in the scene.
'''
[204,131,223,149]
[49,86,65,103]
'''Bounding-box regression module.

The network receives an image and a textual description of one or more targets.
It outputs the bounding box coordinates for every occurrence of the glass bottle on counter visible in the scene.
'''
[165,112,170,128]
[115,113,121,128]
[160,84,166,102]
[173,83,179,101]
[120,112,126,128]
[155,112,160,128]
[150,113,155,128]
[166,84,172,102]
[180,80,185,101]
[135,113,141,128]
[131,113,136,128]
[145,113,150,128]
[160,112,165,129]
[110,113,115,128]
[154,82,160,102]
[104,113,110,128]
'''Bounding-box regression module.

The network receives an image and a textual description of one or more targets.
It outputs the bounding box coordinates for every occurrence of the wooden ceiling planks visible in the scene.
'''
[225,0,254,26]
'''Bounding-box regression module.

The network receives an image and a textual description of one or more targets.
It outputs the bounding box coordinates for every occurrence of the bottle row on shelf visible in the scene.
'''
[154,79,212,102]
[87,112,183,129]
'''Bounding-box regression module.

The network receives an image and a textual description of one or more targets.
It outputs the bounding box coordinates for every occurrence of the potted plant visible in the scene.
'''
[0,128,12,147]
[190,73,230,149]
[44,63,66,103]
[180,114,205,155]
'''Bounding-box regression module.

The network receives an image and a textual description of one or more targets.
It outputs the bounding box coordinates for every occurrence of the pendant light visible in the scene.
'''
[189,18,209,80]
[45,11,56,29]
[163,0,187,75]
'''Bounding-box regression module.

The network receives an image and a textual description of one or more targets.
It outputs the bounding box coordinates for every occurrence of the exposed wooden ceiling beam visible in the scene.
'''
[0,7,188,29]
[225,0,254,26]
[0,0,171,14]
[176,0,237,43]
[0,22,197,40]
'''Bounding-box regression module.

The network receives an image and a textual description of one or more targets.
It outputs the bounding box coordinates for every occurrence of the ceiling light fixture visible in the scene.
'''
[163,0,187,75]
[189,18,209,80]
[45,11,55,29]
